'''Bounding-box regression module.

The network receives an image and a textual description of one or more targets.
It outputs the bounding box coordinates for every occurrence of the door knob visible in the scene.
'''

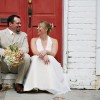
[28,0,32,4]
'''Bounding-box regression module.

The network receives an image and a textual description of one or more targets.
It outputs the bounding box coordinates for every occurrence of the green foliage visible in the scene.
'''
[9,44,18,52]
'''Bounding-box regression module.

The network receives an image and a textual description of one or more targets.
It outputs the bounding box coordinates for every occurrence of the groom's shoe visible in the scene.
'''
[0,84,2,90]
[14,83,23,93]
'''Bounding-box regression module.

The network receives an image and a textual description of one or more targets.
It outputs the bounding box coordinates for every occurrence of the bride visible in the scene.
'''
[24,21,70,95]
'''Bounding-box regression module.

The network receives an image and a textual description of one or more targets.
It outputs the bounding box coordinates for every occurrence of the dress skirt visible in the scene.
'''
[24,55,70,95]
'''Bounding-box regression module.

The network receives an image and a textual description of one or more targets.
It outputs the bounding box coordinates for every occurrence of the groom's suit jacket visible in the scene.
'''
[0,28,29,57]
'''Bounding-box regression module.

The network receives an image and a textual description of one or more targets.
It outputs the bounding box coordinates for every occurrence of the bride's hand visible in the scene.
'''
[43,55,50,64]
[39,50,47,59]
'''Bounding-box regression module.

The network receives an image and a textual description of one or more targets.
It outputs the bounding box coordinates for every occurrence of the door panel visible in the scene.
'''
[33,0,55,14]
[0,0,27,31]
[32,0,56,26]
[0,0,18,12]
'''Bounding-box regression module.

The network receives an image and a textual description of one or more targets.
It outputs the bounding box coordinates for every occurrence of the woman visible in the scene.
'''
[24,21,70,95]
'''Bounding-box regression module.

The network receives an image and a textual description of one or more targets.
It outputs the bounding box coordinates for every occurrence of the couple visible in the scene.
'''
[0,15,70,95]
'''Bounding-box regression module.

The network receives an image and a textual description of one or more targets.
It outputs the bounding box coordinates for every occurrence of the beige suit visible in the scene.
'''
[0,28,30,84]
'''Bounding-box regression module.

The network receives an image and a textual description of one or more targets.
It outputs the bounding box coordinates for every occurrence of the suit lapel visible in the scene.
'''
[4,28,12,43]
[13,32,20,44]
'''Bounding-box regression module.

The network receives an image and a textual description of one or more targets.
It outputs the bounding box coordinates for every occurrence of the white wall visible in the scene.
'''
[96,0,100,75]
[64,0,99,89]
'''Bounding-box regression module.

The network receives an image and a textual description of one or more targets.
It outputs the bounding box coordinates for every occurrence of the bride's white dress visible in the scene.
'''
[24,36,70,95]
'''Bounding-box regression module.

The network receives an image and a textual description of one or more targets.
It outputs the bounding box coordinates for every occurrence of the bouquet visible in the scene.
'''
[4,44,24,67]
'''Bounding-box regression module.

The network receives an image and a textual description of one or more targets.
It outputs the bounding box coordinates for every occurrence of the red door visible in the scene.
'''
[0,0,62,63]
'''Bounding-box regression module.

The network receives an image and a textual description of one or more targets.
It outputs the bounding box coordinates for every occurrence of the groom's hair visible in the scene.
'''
[7,15,20,26]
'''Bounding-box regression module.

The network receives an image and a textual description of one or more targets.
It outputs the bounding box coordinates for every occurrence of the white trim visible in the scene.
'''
[96,0,100,75]
[62,0,69,73]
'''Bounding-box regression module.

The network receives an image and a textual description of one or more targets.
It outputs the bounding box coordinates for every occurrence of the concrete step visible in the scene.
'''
[2,73,17,84]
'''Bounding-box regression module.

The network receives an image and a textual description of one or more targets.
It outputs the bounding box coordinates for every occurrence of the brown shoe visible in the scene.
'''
[14,83,23,93]
[0,84,2,90]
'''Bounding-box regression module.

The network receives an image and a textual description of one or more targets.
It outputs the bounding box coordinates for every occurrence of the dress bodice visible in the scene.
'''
[36,36,52,52]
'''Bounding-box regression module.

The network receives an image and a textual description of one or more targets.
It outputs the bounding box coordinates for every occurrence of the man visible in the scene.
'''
[0,15,30,93]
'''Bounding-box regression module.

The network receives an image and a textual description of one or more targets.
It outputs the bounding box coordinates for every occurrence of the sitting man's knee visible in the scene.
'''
[24,53,31,60]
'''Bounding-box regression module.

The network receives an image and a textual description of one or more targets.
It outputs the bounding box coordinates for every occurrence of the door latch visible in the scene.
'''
[28,7,32,28]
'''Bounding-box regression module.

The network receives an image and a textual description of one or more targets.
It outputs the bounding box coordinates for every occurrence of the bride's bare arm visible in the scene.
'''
[31,38,40,55]
[46,38,58,57]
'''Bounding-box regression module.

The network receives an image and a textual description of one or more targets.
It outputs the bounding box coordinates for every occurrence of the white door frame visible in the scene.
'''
[62,0,69,72]
[96,0,100,75]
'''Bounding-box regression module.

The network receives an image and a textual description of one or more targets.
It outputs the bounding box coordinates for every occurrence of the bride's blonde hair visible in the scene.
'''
[39,21,54,35]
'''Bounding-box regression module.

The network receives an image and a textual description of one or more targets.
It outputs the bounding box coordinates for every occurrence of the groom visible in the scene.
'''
[0,15,30,93]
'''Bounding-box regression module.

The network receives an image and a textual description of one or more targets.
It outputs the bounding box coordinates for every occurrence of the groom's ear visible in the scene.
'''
[9,22,13,26]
